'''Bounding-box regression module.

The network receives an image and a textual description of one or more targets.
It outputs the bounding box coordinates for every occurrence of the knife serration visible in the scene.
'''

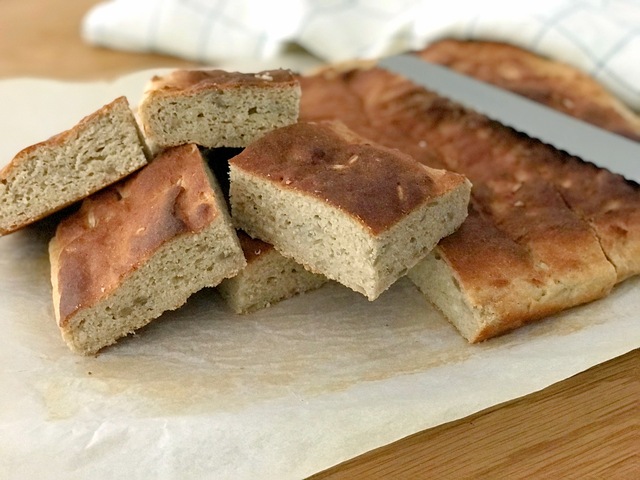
[379,54,640,183]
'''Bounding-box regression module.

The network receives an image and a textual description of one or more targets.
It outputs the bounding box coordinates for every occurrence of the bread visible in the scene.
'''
[200,149,327,313]
[217,230,327,313]
[138,69,301,150]
[417,39,640,141]
[298,48,640,341]
[49,144,245,355]
[0,96,148,235]
[229,121,472,301]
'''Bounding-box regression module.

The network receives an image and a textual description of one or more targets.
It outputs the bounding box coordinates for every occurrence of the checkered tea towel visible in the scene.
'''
[82,0,640,109]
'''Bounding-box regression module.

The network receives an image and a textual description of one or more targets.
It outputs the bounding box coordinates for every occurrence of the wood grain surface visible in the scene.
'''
[0,0,199,79]
[1,1,638,478]
[311,350,639,479]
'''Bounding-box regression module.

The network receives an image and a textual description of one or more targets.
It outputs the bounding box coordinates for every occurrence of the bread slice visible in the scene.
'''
[49,144,245,355]
[217,230,327,313]
[407,205,616,342]
[202,150,326,313]
[229,121,472,301]
[299,55,640,342]
[138,69,300,150]
[0,96,149,235]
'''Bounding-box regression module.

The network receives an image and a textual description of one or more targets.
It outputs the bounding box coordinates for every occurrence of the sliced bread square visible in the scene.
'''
[49,144,245,355]
[138,69,300,150]
[0,96,149,235]
[229,121,471,300]
[217,230,327,314]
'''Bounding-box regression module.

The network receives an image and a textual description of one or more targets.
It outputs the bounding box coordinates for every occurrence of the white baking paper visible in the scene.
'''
[0,69,639,480]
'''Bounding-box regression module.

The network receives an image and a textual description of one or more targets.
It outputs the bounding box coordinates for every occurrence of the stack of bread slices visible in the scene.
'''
[2,40,638,355]
[0,65,471,355]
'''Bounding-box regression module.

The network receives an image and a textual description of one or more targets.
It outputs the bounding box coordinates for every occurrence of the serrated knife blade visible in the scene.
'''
[378,54,640,183]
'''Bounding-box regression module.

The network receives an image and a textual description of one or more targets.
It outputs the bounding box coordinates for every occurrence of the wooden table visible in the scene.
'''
[2,1,637,478]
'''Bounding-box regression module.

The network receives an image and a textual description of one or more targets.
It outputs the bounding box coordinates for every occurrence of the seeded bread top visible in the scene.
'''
[229,121,470,235]
[51,144,219,324]
[144,69,299,96]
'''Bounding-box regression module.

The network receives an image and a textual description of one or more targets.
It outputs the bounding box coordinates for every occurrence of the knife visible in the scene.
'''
[378,54,640,183]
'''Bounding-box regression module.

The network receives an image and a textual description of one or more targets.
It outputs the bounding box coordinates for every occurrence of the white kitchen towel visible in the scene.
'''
[82,0,640,109]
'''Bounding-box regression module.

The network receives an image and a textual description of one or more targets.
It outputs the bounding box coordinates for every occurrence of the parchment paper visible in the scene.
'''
[1,67,638,480]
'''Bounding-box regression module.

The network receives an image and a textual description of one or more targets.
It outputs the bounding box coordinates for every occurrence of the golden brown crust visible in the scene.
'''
[145,69,298,97]
[53,144,218,325]
[229,121,467,235]
[299,58,634,340]
[433,208,545,341]
[298,68,447,169]
[530,141,640,281]
[417,39,640,141]
[428,115,618,338]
